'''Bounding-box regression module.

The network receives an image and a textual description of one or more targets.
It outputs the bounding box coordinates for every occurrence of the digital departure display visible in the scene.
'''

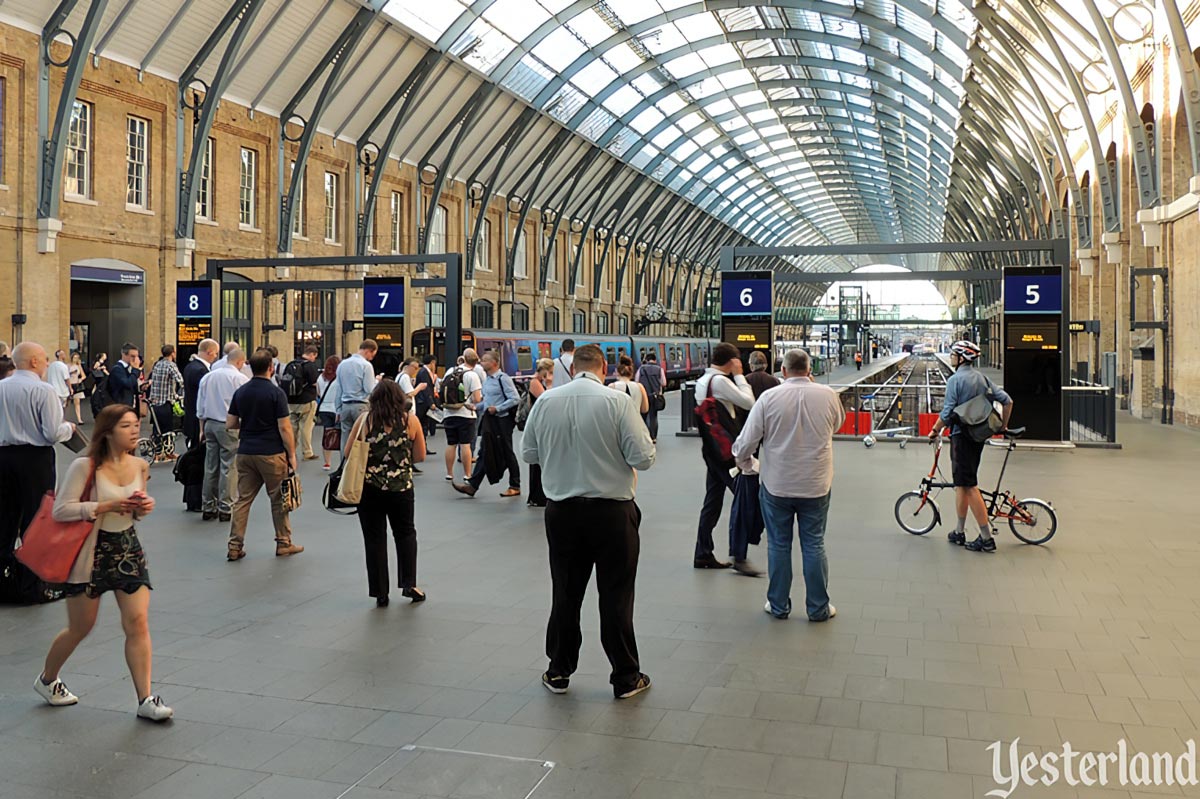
[177,320,213,347]
[365,323,405,350]
[1006,322,1060,350]
[722,321,772,349]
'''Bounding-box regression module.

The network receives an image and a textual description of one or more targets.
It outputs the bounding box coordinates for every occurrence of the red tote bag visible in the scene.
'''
[14,470,96,584]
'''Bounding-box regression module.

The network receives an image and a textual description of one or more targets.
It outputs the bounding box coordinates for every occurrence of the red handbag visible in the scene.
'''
[15,468,96,584]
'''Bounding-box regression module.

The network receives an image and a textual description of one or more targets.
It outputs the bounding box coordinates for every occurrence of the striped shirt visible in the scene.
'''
[149,358,184,406]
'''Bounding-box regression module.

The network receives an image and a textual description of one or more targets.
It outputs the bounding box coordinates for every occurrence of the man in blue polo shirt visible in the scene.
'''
[453,350,521,498]
[226,350,302,561]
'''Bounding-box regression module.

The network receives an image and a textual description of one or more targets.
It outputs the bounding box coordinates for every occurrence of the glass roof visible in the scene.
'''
[382,0,1167,252]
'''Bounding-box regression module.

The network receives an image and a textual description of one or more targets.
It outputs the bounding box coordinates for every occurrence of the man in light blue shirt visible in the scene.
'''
[197,348,249,520]
[453,350,521,497]
[520,344,655,700]
[0,342,76,598]
[336,339,378,449]
[929,340,1014,552]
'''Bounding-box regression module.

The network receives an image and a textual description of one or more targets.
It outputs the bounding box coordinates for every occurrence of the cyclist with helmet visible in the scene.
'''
[928,340,1013,552]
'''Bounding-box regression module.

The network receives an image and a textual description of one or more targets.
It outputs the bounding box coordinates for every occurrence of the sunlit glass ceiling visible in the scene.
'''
[385,0,977,250]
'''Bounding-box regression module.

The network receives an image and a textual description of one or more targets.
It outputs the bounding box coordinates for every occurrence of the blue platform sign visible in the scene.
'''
[1004,272,1062,314]
[176,281,212,318]
[363,278,406,318]
[721,278,773,316]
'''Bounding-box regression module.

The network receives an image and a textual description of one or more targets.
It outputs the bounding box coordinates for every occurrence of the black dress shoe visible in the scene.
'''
[402,587,426,603]
[693,555,731,569]
[218,512,231,523]
[412,466,423,474]
[202,511,218,521]
[376,596,389,607]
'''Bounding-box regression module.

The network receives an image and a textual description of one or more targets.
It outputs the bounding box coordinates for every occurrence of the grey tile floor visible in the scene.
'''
[1,407,1198,798]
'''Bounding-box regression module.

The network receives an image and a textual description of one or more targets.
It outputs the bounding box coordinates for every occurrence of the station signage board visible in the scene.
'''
[1068,320,1099,334]
[720,269,774,369]
[175,280,214,362]
[1002,265,1067,441]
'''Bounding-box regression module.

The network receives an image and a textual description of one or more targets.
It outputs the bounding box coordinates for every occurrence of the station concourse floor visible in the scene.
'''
[1,407,1199,799]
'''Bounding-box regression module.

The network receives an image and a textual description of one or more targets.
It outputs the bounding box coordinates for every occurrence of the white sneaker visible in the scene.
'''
[34,675,78,706]
[136,695,173,722]
[810,604,837,622]
[444,474,454,481]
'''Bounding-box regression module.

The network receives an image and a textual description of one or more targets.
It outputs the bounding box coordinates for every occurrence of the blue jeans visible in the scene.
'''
[760,488,832,620]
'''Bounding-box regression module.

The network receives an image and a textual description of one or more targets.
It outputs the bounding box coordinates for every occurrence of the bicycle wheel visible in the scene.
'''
[894,491,938,535]
[1007,498,1057,544]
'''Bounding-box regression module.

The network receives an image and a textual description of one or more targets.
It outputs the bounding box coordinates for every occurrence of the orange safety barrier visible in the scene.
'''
[918,413,940,436]
[837,412,873,435]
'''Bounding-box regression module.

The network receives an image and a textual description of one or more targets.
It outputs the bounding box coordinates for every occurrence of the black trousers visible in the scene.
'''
[416,406,436,440]
[695,450,736,559]
[527,464,546,505]
[0,445,56,604]
[356,484,417,598]
[545,498,641,691]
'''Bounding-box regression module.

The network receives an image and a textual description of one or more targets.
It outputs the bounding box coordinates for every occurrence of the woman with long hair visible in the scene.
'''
[525,358,554,508]
[90,352,111,417]
[316,355,341,470]
[610,355,649,415]
[346,379,426,606]
[67,352,86,424]
[36,404,172,721]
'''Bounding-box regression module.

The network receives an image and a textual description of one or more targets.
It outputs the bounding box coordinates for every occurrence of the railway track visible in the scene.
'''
[865,355,951,432]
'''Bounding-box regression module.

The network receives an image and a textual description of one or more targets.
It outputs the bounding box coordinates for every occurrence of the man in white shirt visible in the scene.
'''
[197,348,249,521]
[733,349,845,621]
[439,360,482,482]
[463,348,486,386]
[552,339,575,388]
[397,358,428,401]
[47,350,72,409]
[692,343,756,570]
[214,341,254,378]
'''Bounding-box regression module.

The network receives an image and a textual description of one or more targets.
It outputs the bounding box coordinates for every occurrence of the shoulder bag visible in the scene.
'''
[280,469,302,513]
[336,414,370,505]
[14,466,97,584]
[952,378,1004,442]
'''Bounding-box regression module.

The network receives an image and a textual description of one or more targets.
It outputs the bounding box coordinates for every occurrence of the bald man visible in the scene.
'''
[0,342,76,603]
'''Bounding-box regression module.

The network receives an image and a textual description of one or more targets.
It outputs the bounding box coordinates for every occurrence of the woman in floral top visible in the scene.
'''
[348,379,427,606]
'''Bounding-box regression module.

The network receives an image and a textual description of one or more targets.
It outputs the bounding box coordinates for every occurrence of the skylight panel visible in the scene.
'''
[636,24,686,55]
[677,112,706,131]
[674,13,724,39]
[657,93,687,115]
[747,108,776,123]
[384,0,466,40]
[670,138,698,161]
[706,98,735,116]
[603,85,644,117]
[606,0,659,26]
[631,73,662,96]
[569,9,615,47]
[481,0,549,41]
[531,25,587,71]
[698,43,741,68]
[573,59,619,94]
[452,19,519,73]
[607,43,644,73]
[690,153,712,172]
[718,70,754,91]
[665,53,708,80]
[631,106,666,134]
[652,127,680,149]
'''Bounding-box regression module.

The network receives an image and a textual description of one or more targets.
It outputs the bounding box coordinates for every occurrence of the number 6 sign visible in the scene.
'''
[722,278,772,315]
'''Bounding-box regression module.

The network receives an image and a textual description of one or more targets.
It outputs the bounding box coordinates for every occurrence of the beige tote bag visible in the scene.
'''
[336,414,370,504]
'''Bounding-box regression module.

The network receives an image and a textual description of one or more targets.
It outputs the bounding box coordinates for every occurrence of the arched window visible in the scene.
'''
[617,314,628,335]
[544,306,560,332]
[572,309,586,334]
[511,302,529,331]
[595,311,609,335]
[512,230,528,280]
[425,294,445,329]
[475,218,491,272]
[471,299,494,329]
[428,204,448,254]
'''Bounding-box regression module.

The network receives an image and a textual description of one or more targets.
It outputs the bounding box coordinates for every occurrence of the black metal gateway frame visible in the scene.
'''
[718,239,1072,440]
[203,254,462,360]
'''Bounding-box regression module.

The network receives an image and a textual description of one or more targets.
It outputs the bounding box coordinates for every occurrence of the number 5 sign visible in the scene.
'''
[1003,272,1062,314]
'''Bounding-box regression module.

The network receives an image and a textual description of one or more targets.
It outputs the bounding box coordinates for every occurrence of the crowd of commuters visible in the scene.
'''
[1,323,1013,714]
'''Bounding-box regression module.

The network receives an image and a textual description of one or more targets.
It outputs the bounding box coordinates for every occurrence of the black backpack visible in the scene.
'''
[280,359,306,400]
[439,367,468,409]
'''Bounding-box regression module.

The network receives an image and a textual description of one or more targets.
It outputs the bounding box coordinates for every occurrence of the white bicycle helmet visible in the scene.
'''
[950,340,981,362]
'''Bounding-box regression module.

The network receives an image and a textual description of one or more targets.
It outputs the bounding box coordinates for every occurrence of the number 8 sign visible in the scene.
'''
[176,281,212,318]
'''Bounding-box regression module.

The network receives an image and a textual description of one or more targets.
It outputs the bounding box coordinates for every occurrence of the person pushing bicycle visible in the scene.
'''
[928,340,1014,553]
